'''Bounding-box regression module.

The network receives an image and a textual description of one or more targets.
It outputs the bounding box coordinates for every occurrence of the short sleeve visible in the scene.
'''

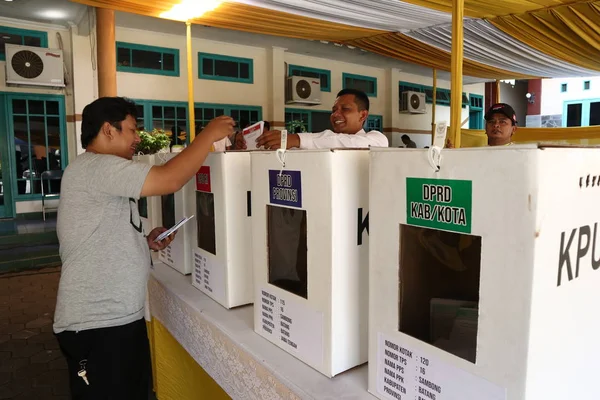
[84,154,152,199]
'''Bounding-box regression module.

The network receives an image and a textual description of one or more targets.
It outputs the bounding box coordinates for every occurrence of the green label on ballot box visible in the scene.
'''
[406,178,472,234]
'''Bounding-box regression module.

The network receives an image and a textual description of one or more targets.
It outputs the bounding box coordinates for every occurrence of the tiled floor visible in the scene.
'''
[0,219,57,237]
[0,267,69,400]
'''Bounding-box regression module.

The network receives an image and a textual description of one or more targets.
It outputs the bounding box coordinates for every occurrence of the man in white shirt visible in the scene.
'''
[235,89,388,149]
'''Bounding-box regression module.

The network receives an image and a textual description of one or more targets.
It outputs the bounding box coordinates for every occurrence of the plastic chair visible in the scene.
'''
[40,170,63,220]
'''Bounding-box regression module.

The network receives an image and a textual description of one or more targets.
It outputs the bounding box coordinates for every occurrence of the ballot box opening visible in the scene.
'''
[267,205,308,299]
[399,225,481,364]
[161,193,175,230]
[196,191,216,255]
[138,197,148,219]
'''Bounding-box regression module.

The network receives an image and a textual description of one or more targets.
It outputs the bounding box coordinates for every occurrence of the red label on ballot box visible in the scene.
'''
[196,166,211,192]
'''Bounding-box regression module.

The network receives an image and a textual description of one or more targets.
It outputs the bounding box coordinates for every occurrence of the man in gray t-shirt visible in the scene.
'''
[54,97,233,399]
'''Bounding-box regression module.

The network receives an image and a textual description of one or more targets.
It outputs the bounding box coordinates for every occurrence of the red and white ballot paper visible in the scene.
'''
[242,121,264,150]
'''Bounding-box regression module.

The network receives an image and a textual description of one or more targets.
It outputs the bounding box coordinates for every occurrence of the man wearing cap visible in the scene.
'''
[484,103,518,146]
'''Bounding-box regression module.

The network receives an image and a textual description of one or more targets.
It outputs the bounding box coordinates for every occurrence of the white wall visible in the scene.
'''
[541,77,600,116]
[115,26,269,109]
[0,17,78,162]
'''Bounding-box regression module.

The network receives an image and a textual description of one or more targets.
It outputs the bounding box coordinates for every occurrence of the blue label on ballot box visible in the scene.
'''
[269,170,302,208]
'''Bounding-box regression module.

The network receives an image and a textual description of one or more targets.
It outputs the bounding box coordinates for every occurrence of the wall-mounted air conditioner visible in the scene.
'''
[400,91,426,114]
[5,44,65,88]
[286,76,321,105]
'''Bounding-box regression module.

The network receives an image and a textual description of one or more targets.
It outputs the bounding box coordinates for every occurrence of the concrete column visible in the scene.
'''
[96,7,116,97]
[267,46,287,129]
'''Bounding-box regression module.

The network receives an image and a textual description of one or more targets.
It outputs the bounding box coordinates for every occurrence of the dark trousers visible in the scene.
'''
[56,318,151,400]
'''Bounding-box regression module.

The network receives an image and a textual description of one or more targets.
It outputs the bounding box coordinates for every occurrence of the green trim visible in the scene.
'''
[365,115,383,131]
[198,53,253,84]
[563,98,600,127]
[4,93,68,203]
[469,94,484,110]
[343,73,377,97]
[116,41,180,77]
[399,81,473,108]
[288,65,331,92]
[284,108,312,132]
[0,26,48,61]
[194,102,262,128]
[132,99,190,145]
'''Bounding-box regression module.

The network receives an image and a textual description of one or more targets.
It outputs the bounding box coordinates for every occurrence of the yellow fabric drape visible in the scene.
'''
[384,0,586,19]
[461,126,600,147]
[346,33,533,79]
[491,2,600,72]
[71,0,387,42]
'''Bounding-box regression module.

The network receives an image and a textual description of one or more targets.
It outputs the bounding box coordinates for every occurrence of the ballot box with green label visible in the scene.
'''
[251,149,370,377]
[156,152,195,275]
[133,154,161,235]
[188,151,253,308]
[368,145,600,400]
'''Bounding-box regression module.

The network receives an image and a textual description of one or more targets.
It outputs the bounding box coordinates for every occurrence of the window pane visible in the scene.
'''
[29,116,46,148]
[239,62,249,79]
[13,115,29,187]
[12,99,26,114]
[250,111,258,123]
[566,103,582,127]
[46,101,59,115]
[23,36,41,47]
[47,117,61,171]
[231,110,239,122]
[320,73,328,89]
[202,58,213,76]
[215,59,239,78]
[152,106,163,119]
[117,47,130,66]
[239,110,250,125]
[0,33,23,56]
[204,109,214,120]
[163,107,175,120]
[344,77,352,87]
[28,100,44,115]
[163,53,175,71]
[589,102,600,126]
[131,49,162,70]
[215,109,225,117]
[176,107,186,119]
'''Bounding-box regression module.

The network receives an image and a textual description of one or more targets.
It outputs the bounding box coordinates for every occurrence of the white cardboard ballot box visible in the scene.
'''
[134,154,161,235]
[368,145,600,400]
[156,152,194,275]
[251,149,370,377]
[188,151,253,308]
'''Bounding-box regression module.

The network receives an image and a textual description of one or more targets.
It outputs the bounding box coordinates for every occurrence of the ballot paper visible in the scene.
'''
[243,121,264,150]
[154,215,194,243]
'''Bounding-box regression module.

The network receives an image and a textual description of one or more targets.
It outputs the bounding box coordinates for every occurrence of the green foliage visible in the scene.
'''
[136,129,171,155]
[286,119,307,133]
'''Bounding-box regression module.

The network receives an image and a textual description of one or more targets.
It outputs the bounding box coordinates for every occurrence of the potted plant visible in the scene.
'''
[136,128,172,155]
[286,119,307,134]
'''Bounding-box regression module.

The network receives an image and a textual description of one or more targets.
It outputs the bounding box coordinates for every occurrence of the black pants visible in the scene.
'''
[56,318,151,400]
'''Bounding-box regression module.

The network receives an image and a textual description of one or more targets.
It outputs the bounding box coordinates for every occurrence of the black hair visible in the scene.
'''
[336,88,370,111]
[80,97,138,149]
[263,121,271,131]
[401,134,410,140]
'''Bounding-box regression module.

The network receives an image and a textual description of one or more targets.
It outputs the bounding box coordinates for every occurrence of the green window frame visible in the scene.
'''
[4,93,68,201]
[399,81,470,108]
[563,98,600,127]
[468,94,484,129]
[198,53,253,84]
[116,42,179,77]
[133,100,189,146]
[343,73,377,97]
[365,115,383,131]
[285,109,311,133]
[288,65,331,92]
[194,103,262,132]
[584,81,591,91]
[0,26,48,61]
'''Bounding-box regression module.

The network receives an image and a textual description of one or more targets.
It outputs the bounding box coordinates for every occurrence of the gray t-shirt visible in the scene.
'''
[53,152,152,333]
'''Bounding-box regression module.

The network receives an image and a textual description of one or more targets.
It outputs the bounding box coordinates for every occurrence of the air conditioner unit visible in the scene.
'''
[286,76,321,105]
[5,44,65,88]
[400,91,426,114]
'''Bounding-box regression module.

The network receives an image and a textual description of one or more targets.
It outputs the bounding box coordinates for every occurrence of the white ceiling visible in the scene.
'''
[0,0,488,84]
[0,0,87,26]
